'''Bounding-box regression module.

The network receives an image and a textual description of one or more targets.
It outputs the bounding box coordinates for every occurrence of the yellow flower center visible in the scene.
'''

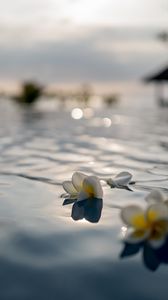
[131,210,160,230]
[84,184,95,197]
[131,211,168,242]
[147,210,158,222]
[131,214,148,229]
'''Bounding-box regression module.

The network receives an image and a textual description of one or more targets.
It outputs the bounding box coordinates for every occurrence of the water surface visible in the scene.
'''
[0,96,168,300]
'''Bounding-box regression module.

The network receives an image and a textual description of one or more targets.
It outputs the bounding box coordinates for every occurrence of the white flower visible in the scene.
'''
[120,202,168,248]
[62,172,86,201]
[62,172,103,205]
[106,171,133,191]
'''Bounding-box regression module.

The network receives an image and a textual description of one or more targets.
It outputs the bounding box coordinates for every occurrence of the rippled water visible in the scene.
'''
[1,96,168,300]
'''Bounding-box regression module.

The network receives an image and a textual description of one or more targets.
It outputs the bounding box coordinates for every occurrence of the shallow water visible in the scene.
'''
[0,96,168,300]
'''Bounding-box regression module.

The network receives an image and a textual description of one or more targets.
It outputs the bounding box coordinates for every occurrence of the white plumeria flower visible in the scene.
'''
[62,172,103,205]
[120,202,168,248]
[106,171,133,191]
[62,172,87,200]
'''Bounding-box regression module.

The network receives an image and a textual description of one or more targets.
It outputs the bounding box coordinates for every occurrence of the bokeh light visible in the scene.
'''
[71,108,83,119]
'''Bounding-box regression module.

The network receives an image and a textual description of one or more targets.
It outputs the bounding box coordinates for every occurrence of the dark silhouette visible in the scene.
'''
[76,84,92,106]
[63,197,103,223]
[120,238,168,272]
[103,94,119,107]
[144,66,168,107]
[13,81,43,105]
[157,31,168,45]
[71,198,103,223]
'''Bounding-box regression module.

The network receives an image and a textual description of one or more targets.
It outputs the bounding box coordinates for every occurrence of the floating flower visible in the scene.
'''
[106,171,133,191]
[62,171,103,204]
[62,172,87,205]
[62,172,103,223]
[120,202,168,248]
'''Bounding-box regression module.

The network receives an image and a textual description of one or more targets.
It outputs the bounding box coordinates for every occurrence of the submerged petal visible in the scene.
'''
[83,176,103,199]
[63,180,78,195]
[72,172,87,192]
[121,205,147,229]
[145,190,165,204]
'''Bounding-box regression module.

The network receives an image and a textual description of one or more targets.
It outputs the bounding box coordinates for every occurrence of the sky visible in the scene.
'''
[0,0,168,91]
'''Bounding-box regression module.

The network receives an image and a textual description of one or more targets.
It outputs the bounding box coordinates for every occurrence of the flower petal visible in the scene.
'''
[82,176,103,199]
[106,178,115,188]
[121,205,147,229]
[146,203,168,223]
[63,198,76,206]
[62,181,78,195]
[145,190,165,204]
[113,172,132,187]
[123,228,150,244]
[72,172,87,192]
[78,191,90,201]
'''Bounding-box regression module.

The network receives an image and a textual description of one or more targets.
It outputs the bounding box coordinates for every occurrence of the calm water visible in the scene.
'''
[0,95,168,300]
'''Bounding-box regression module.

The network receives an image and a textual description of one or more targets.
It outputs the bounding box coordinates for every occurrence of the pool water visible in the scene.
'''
[0,95,168,300]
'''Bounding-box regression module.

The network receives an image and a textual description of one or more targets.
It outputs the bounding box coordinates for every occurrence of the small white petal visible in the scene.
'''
[61,192,69,198]
[83,176,103,199]
[146,203,168,222]
[113,172,132,187]
[106,178,116,188]
[121,205,146,229]
[72,172,87,192]
[145,190,165,204]
[62,181,78,195]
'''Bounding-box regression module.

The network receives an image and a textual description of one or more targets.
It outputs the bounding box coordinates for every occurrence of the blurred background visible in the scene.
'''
[0,0,168,104]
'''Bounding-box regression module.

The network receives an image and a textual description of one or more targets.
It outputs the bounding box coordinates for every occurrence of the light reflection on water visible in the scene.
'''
[0,97,168,299]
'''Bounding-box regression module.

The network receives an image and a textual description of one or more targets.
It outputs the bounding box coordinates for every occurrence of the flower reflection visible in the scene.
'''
[71,198,103,223]
[120,238,168,272]
[62,172,103,223]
